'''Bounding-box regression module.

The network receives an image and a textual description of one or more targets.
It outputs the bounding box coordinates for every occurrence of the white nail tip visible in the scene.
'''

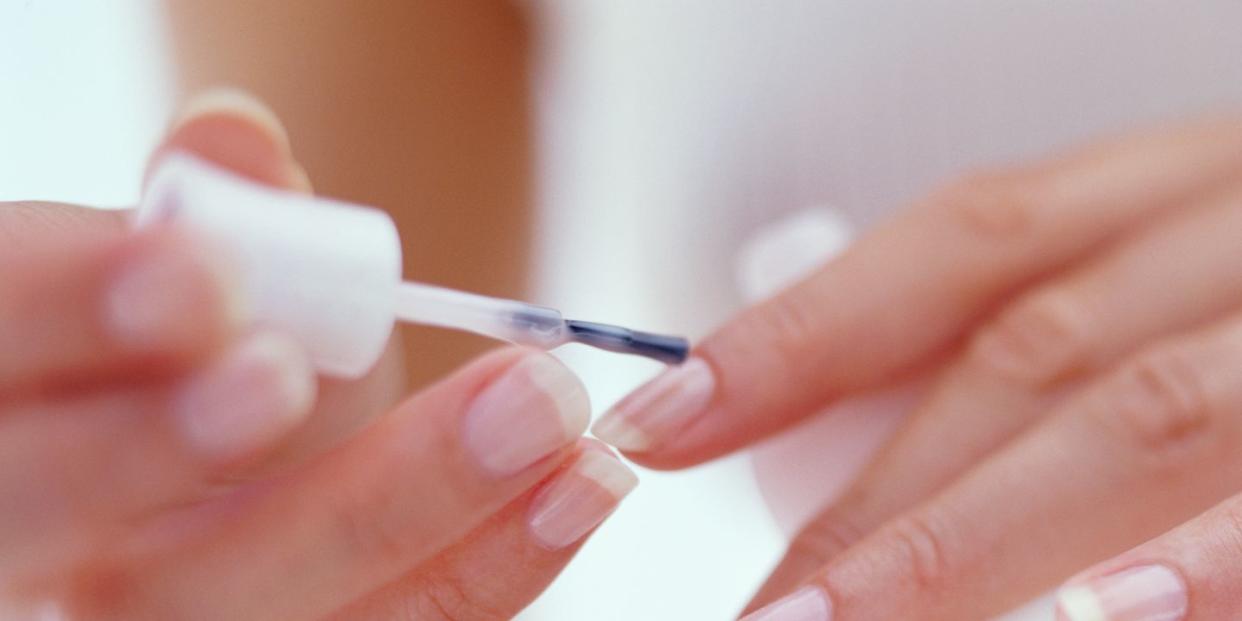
[524,355,592,438]
[591,415,654,452]
[742,587,833,621]
[575,450,640,498]
[1057,586,1108,621]
[527,450,637,549]
[175,87,288,146]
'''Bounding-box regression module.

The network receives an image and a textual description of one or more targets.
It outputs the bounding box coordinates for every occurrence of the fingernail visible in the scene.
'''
[287,162,314,194]
[741,587,833,621]
[174,331,317,460]
[528,448,638,549]
[1056,565,1188,621]
[591,357,715,452]
[105,240,247,351]
[162,88,311,192]
[464,353,591,476]
[175,87,291,154]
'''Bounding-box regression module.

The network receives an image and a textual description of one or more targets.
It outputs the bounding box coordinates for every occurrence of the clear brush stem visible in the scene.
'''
[393,282,570,349]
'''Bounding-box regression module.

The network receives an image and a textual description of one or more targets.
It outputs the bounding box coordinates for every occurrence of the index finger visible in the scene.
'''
[61,348,592,620]
[593,116,1242,468]
[0,219,242,395]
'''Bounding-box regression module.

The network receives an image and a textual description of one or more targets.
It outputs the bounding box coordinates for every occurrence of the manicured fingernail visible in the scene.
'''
[528,448,638,549]
[105,240,246,350]
[1056,565,1187,621]
[163,88,311,192]
[464,353,591,476]
[287,162,314,194]
[175,87,291,154]
[591,357,715,451]
[742,587,833,621]
[174,331,317,460]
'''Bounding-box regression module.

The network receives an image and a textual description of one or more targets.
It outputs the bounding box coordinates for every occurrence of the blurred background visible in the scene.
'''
[5,1,1242,619]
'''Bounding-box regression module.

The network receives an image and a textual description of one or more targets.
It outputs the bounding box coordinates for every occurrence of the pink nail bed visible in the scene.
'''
[464,354,590,477]
[528,449,638,549]
[591,356,715,451]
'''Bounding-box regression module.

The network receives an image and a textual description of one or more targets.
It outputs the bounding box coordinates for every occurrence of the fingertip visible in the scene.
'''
[608,448,704,471]
[103,228,248,356]
[1054,586,1104,621]
[172,87,291,153]
[147,87,307,192]
[287,161,314,194]
[173,330,318,463]
[527,444,637,550]
[576,436,622,457]
[739,586,833,621]
[464,350,591,477]
[590,356,716,454]
[1053,565,1187,621]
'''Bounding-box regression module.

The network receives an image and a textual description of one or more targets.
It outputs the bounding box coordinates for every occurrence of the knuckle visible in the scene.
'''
[1095,347,1217,460]
[929,170,1044,244]
[792,510,871,569]
[968,290,1094,384]
[404,575,508,621]
[331,490,413,570]
[881,513,953,593]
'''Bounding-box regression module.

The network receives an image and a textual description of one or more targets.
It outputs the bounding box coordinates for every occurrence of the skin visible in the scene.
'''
[596,115,1242,618]
[0,103,621,619]
[1061,486,1242,620]
[163,0,535,391]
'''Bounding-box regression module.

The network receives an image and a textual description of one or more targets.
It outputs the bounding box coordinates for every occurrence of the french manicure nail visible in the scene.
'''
[590,357,715,451]
[528,448,638,549]
[741,587,833,621]
[174,331,316,460]
[166,88,312,191]
[175,87,291,153]
[464,354,591,477]
[1056,565,1187,621]
[105,241,246,350]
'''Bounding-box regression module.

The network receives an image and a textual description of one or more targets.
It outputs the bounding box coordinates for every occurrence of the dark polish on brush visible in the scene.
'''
[565,320,690,365]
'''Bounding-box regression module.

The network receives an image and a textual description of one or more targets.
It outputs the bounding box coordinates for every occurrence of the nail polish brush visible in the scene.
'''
[137,154,689,378]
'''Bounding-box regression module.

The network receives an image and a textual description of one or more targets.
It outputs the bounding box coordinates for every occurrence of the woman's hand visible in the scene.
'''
[1,92,636,620]
[1053,478,1242,621]
[591,116,1242,619]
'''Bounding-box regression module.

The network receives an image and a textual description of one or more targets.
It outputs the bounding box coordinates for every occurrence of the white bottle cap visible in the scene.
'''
[137,154,401,379]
